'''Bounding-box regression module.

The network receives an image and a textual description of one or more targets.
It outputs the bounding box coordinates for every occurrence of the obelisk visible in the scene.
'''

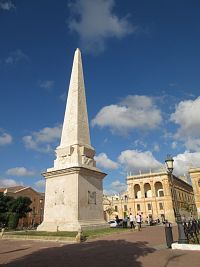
[37,49,107,231]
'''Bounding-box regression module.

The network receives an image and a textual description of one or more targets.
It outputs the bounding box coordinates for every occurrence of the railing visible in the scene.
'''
[183,219,200,244]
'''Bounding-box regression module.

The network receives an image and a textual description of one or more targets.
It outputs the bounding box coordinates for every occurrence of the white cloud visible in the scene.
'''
[34,179,45,191]
[38,80,55,91]
[111,180,127,191]
[23,125,62,153]
[0,1,15,10]
[6,167,35,177]
[0,131,12,146]
[153,143,160,152]
[0,178,22,187]
[173,151,200,177]
[5,49,29,65]
[106,180,127,194]
[184,138,200,151]
[170,97,200,151]
[68,0,135,53]
[92,95,162,135]
[118,149,162,174]
[59,92,67,102]
[171,141,177,149]
[133,139,147,148]
[22,136,51,153]
[95,153,118,170]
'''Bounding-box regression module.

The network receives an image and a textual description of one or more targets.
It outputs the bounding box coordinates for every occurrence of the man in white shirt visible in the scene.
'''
[136,213,142,231]
[129,213,135,229]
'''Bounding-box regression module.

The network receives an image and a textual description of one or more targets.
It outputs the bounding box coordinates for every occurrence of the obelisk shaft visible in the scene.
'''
[51,48,97,171]
[60,48,91,149]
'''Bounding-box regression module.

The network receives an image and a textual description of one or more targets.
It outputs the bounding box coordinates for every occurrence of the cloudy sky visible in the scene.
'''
[1,0,200,194]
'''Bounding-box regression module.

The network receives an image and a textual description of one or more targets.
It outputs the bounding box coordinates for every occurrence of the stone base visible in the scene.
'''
[37,219,108,232]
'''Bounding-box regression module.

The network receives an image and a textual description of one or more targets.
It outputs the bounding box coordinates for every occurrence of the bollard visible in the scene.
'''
[1,228,5,239]
[165,223,173,248]
[75,228,85,243]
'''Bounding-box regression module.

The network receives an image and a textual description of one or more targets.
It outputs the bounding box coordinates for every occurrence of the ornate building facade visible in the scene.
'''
[189,168,200,218]
[104,171,196,223]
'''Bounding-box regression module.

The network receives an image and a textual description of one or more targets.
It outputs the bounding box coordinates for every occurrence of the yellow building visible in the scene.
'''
[189,168,200,218]
[104,171,196,223]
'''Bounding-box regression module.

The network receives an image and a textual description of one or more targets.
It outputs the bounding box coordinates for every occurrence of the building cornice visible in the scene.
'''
[127,171,167,181]
[42,166,106,180]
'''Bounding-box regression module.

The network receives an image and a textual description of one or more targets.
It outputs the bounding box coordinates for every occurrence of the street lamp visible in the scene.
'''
[39,199,43,224]
[165,155,188,244]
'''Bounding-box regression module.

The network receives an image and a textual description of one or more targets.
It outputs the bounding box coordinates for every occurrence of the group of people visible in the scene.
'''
[115,213,143,231]
[130,213,142,230]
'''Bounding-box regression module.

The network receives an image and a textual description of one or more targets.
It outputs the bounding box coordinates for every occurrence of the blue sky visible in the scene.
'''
[1,0,200,194]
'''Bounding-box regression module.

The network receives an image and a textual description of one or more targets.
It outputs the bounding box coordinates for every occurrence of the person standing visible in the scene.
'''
[129,213,135,229]
[115,215,120,224]
[136,213,142,231]
[123,216,128,228]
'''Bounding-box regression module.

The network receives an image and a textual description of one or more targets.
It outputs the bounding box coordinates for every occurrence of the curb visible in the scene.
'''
[172,242,200,251]
[1,234,76,243]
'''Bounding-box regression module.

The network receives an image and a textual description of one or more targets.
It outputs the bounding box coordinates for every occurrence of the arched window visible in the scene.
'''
[155,181,164,197]
[144,183,152,198]
[134,184,141,199]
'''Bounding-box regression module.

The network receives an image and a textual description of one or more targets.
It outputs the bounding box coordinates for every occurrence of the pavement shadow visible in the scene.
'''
[1,239,156,267]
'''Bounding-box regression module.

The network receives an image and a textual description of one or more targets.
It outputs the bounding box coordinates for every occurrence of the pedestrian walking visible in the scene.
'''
[129,213,135,229]
[136,213,142,231]
[123,216,128,228]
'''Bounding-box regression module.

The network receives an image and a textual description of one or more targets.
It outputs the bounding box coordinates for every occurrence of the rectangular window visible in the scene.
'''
[137,204,140,211]
[159,202,164,210]
[115,206,118,212]
[124,205,127,211]
[147,203,151,210]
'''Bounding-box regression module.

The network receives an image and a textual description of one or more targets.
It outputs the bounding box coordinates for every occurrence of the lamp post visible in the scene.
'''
[120,197,123,218]
[165,155,188,244]
[39,199,43,224]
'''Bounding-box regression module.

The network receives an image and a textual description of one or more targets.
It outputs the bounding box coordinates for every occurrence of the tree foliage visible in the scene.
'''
[0,193,32,229]
[0,192,13,213]
[105,206,114,216]
[8,196,32,218]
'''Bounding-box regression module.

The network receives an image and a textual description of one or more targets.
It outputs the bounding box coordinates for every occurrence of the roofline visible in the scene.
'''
[15,186,30,193]
[127,171,167,180]
[127,171,193,189]
[14,186,44,196]
[189,167,200,173]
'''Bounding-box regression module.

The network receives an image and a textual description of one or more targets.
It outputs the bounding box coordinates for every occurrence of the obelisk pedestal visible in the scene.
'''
[37,49,107,231]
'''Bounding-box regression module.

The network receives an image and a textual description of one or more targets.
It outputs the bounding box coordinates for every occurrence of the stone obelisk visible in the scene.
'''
[37,49,107,231]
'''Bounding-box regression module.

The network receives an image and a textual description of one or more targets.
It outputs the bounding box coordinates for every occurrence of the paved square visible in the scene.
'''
[0,226,200,267]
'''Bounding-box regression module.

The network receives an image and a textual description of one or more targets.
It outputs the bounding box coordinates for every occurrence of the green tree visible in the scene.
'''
[0,192,13,213]
[105,206,115,221]
[9,197,32,218]
[0,194,32,229]
[8,196,32,229]
[0,193,14,226]
[7,212,20,229]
